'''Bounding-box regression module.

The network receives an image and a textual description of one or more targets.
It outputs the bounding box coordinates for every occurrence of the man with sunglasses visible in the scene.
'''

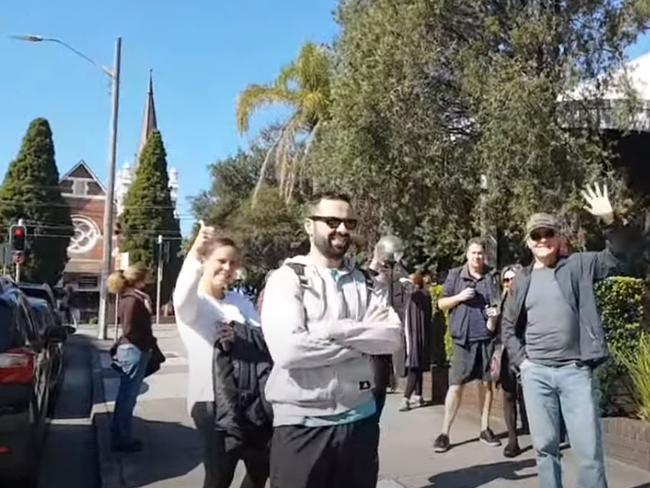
[502,183,630,488]
[261,192,402,488]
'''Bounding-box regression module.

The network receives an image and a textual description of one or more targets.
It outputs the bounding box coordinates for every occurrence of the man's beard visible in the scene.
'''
[314,232,350,259]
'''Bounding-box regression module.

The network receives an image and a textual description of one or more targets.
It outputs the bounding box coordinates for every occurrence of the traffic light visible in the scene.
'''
[10,224,26,252]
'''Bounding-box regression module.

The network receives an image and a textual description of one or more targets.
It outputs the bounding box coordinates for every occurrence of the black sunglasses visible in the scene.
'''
[530,228,556,241]
[309,216,358,230]
[502,277,512,283]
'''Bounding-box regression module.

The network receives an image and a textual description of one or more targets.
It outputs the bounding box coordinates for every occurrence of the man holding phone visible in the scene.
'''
[433,238,501,453]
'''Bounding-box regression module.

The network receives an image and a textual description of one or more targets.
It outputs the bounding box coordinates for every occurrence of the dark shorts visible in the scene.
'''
[449,340,494,386]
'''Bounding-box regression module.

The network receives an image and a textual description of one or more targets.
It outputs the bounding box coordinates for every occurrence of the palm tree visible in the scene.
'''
[237,42,331,204]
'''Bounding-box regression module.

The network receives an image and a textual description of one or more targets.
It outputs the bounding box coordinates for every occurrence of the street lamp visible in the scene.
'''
[13,34,122,340]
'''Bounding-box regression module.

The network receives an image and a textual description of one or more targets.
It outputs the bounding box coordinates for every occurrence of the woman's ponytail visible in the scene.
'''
[107,270,127,295]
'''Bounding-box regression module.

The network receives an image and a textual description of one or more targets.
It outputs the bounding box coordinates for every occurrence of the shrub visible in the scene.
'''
[594,276,646,416]
[430,284,453,364]
[619,333,650,421]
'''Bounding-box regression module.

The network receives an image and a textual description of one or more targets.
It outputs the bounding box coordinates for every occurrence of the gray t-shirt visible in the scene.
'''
[525,267,580,366]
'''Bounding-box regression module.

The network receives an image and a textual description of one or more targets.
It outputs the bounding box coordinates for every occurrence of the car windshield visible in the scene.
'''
[0,301,14,353]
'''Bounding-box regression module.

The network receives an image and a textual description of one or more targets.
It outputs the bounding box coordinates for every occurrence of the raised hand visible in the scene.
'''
[581,183,614,224]
[190,220,217,262]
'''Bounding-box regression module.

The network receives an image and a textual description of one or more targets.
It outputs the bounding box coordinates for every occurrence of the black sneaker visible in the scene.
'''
[433,434,450,453]
[479,428,502,447]
[503,441,521,458]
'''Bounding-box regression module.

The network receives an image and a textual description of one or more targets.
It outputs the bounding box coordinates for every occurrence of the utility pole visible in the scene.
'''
[156,234,163,327]
[11,34,122,337]
[97,37,122,340]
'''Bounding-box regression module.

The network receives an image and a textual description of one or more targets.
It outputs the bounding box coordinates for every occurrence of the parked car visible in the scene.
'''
[17,283,66,328]
[26,297,67,408]
[0,279,60,486]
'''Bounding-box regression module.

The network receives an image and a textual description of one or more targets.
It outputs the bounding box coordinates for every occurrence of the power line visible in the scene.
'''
[32,231,184,240]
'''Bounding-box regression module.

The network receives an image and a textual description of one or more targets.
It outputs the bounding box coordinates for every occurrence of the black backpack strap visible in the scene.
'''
[358,268,375,292]
[285,262,309,287]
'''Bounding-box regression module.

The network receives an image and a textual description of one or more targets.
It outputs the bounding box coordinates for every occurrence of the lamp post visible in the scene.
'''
[13,34,122,339]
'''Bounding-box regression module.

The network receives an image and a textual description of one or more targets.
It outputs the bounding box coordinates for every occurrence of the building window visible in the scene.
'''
[68,215,101,255]
[72,179,86,196]
[77,276,99,289]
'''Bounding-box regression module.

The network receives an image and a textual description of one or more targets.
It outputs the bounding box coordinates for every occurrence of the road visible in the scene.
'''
[38,330,100,488]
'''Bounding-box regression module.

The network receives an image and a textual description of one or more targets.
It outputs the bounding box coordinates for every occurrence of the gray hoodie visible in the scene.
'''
[261,255,402,426]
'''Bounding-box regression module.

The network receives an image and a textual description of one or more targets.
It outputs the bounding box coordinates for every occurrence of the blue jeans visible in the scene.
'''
[520,361,608,488]
[111,344,151,446]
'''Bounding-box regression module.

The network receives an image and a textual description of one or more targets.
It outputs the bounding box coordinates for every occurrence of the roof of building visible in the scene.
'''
[59,160,107,194]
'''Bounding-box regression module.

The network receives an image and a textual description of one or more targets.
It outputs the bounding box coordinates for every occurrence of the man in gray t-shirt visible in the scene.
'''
[525,268,580,366]
[501,182,629,488]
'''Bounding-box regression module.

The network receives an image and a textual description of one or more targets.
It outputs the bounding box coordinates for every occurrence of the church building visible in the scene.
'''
[60,74,179,320]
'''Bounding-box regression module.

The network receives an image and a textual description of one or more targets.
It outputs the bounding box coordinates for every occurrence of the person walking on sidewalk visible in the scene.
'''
[502,182,631,488]
[496,264,529,458]
[261,192,402,488]
[174,225,269,488]
[399,272,432,412]
[433,238,501,453]
[107,264,156,452]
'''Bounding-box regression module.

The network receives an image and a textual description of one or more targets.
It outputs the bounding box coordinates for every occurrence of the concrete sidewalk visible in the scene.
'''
[90,324,650,488]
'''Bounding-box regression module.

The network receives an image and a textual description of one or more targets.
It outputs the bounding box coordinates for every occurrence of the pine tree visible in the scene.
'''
[119,130,181,304]
[0,118,73,285]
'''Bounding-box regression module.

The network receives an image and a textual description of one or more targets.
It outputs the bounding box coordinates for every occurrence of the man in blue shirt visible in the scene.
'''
[434,238,501,453]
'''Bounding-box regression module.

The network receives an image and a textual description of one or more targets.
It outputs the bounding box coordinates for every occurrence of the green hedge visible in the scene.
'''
[594,276,646,416]
[430,284,454,364]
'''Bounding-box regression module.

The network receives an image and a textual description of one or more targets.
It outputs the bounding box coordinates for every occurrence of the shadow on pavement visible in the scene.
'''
[424,459,537,487]
[100,414,202,487]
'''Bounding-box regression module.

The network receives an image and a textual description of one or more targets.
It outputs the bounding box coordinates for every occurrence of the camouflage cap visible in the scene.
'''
[526,213,560,237]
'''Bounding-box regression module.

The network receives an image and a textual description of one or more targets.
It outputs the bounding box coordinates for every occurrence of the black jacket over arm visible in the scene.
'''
[212,322,273,450]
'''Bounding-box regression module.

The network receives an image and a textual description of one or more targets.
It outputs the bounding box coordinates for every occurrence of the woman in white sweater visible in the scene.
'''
[173,223,266,488]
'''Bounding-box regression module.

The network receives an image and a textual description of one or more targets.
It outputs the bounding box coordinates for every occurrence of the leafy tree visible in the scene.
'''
[0,118,72,285]
[191,135,305,290]
[457,0,646,264]
[119,130,181,304]
[307,0,647,271]
[236,42,332,202]
[308,0,477,270]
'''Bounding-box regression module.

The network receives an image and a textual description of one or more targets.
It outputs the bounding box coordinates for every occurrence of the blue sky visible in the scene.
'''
[0,0,339,234]
[1,2,649,236]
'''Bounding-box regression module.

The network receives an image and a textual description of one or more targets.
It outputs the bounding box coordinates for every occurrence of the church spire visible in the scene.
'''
[136,70,158,163]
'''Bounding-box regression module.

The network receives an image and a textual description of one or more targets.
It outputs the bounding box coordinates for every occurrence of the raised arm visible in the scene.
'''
[579,182,635,280]
[173,255,203,324]
[173,221,216,325]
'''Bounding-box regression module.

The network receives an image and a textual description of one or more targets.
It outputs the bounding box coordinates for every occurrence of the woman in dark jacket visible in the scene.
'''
[107,263,155,452]
[400,272,432,411]
[498,265,529,457]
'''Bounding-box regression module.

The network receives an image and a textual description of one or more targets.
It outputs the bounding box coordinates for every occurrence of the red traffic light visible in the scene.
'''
[10,224,26,252]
